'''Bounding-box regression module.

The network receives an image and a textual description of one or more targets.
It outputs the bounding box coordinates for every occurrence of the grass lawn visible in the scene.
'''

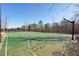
[0,32,71,56]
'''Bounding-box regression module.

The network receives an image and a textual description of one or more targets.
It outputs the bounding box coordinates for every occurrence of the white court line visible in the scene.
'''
[5,33,7,56]
[27,40,37,56]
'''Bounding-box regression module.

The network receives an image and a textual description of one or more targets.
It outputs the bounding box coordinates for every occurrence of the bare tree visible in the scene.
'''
[38,20,43,32]
[44,23,51,32]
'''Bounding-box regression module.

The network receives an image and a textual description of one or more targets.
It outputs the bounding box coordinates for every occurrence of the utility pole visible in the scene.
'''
[0,4,1,42]
[5,17,8,32]
[63,18,75,40]
[52,17,54,32]
[4,16,11,32]
[52,17,54,26]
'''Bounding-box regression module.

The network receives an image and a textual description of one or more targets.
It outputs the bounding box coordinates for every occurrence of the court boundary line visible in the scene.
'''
[5,33,7,56]
[27,40,37,56]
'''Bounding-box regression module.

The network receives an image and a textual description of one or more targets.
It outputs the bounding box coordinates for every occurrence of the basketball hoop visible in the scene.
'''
[63,18,75,40]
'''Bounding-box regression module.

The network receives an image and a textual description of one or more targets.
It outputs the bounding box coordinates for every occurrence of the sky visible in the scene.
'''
[1,3,78,28]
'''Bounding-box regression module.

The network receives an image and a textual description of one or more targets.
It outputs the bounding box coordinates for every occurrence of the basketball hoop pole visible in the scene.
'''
[63,18,75,40]
[72,21,75,40]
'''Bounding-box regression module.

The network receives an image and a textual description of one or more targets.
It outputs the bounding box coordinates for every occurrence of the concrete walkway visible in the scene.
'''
[0,33,6,51]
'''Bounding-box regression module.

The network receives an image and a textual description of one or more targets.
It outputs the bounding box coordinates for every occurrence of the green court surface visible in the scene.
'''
[0,32,71,56]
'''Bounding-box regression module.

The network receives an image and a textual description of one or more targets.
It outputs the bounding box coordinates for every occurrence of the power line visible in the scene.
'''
[62,4,72,11]
[49,3,56,11]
